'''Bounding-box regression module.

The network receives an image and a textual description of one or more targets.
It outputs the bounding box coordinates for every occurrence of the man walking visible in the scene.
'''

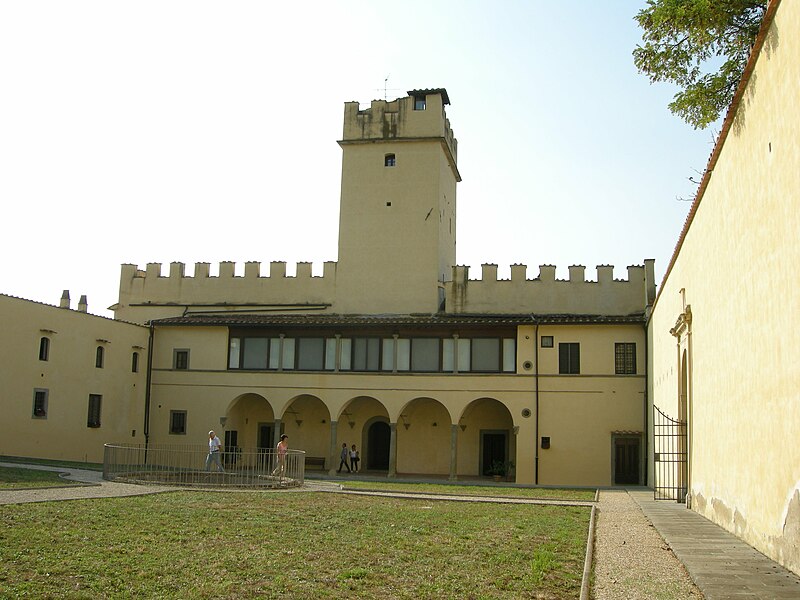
[206,430,225,472]
[337,442,351,473]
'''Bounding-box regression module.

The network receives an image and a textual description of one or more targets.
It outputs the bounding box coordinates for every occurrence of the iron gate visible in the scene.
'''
[653,405,687,502]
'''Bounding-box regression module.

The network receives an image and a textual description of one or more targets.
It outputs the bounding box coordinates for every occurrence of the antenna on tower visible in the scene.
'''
[376,75,400,101]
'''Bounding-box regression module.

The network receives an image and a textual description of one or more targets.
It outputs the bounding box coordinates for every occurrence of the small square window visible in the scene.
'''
[33,389,48,418]
[174,349,190,370]
[384,153,396,167]
[414,97,426,110]
[87,394,102,428]
[541,336,554,348]
[170,410,187,435]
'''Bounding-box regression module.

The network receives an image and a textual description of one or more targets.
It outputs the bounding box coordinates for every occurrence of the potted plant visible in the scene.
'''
[489,460,506,482]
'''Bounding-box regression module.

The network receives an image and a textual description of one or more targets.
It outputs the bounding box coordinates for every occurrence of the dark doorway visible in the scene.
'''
[614,436,641,485]
[367,421,390,470]
[224,430,239,467]
[481,431,507,476]
[258,423,273,450]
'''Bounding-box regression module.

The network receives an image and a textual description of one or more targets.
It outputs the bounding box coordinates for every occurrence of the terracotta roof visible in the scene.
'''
[407,88,450,105]
[654,0,780,310]
[150,313,645,327]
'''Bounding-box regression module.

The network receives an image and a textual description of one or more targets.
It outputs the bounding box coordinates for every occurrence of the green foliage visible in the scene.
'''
[0,466,73,489]
[633,0,767,128]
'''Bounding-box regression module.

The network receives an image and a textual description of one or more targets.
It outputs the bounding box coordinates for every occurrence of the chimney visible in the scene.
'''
[78,295,88,313]
[60,290,70,309]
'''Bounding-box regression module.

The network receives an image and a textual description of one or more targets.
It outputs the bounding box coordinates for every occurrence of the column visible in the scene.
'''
[449,424,459,481]
[328,420,339,476]
[272,419,282,447]
[388,422,397,478]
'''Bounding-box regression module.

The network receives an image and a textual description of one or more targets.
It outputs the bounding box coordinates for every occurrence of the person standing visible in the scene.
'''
[350,444,360,472]
[272,434,289,477]
[206,430,224,472]
[338,442,351,473]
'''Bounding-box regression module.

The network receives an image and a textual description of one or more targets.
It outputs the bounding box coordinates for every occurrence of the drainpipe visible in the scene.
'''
[533,317,540,485]
[144,323,155,449]
[643,320,649,486]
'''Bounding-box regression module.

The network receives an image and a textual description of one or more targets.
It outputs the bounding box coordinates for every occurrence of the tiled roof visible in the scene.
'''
[407,88,450,105]
[150,313,645,327]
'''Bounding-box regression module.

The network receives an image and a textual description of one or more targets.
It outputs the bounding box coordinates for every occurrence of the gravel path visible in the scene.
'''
[593,489,703,599]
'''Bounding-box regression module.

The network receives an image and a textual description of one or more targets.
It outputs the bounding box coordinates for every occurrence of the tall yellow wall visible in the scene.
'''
[0,295,149,463]
[649,0,800,574]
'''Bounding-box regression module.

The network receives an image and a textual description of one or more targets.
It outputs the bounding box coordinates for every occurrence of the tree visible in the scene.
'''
[633,0,767,129]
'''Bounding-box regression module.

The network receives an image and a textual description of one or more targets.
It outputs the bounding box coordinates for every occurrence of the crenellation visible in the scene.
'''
[296,262,312,278]
[169,262,185,278]
[270,261,286,278]
[146,263,162,278]
[219,261,235,278]
[445,263,656,315]
[194,262,210,278]
[568,265,586,282]
[244,261,260,278]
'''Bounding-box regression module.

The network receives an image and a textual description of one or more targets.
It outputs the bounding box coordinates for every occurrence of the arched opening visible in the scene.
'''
[396,397,452,475]
[367,420,390,470]
[458,398,515,478]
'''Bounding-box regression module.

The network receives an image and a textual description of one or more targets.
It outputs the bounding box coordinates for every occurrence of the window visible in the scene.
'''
[39,337,50,361]
[411,338,439,372]
[541,336,554,348]
[131,351,139,373]
[414,96,426,110]
[558,343,580,374]
[472,338,500,372]
[87,394,102,428]
[384,153,396,167]
[615,343,637,375]
[95,346,104,368]
[170,410,187,435]
[32,389,48,418]
[242,338,267,369]
[297,338,324,370]
[173,349,189,370]
[352,338,380,371]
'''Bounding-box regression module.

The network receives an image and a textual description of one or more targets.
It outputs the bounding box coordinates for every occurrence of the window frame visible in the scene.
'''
[39,337,50,361]
[173,349,190,370]
[32,388,48,419]
[95,345,104,368]
[87,394,102,428]
[131,351,139,373]
[384,153,396,167]
[169,410,187,435]
[614,342,637,375]
[558,342,580,375]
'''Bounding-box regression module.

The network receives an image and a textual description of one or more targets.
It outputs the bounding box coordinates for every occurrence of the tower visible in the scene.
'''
[335,88,460,314]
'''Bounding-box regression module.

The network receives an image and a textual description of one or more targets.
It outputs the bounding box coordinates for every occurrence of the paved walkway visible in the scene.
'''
[630,490,800,600]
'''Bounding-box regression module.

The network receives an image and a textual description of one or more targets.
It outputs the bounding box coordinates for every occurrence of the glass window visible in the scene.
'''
[33,389,48,418]
[382,338,395,371]
[241,338,266,369]
[325,338,337,370]
[472,338,500,372]
[39,337,50,361]
[353,338,380,371]
[170,410,187,435]
[396,338,410,371]
[442,339,454,371]
[228,337,241,369]
[95,346,104,368]
[615,343,637,374]
[268,338,281,369]
[282,338,296,370]
[297,338,324,370]
[559,343,580,374]
[411,338,439,372]
[541,336,554,348]
[503,338,516,372]
[174,349,189,370]
[132,351,139,373]
[87,394,102,428]
[339,338,352,370]
[414,96,426,110]
[457,338,471,372]
[384,153,396,167]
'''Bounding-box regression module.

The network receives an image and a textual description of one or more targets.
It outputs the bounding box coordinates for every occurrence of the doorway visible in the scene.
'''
[367,421,390,470]
[613,435,641,485]
[258,423,273,450]
[480,430,508,476]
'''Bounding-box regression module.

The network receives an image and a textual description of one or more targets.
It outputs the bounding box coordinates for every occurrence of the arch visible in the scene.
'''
[282,394,331,464]
[339,396,390,472]
[457,397,515,477]
[365,417,390,470]
[225,393,274,450]
[396,397,452,475]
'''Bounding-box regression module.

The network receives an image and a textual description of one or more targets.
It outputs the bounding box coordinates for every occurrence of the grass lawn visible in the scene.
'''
[338,480,595,501]
[0,466,75,490]
[0,456,102,471]
[0,491,589,599]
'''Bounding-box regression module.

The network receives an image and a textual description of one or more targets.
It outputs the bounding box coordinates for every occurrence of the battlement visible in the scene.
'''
[341,89,457,165]
[445,261,656,315]
[115,261,338,323]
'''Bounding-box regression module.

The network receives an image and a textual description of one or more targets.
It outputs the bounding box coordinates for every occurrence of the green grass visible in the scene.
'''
[338,480,595,501]
[0,466,76,489]
[0,491,590,598]
[0,456,102,471]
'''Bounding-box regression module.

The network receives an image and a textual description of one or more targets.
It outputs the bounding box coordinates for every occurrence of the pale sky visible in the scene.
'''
[0,1,716,318]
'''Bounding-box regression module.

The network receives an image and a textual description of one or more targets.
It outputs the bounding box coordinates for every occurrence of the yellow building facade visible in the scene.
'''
[648,0,800,575]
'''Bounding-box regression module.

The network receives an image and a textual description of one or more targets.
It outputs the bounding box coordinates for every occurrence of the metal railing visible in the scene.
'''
[103,443,305,488]
[653,406,687,502]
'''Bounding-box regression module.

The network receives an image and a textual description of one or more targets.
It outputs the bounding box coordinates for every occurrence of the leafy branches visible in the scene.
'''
[633,0,767,128]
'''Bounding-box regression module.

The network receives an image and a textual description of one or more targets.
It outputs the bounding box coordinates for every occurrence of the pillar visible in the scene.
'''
[328,420,339,476]
[449,424,459,481]
[388,422,397,478]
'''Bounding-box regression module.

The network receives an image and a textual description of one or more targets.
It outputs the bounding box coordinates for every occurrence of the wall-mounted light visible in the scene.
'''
[219,416,227,427]
[296,420,303,428]
[348,421,355,429]
[432,422,437,427]
[400,414,410,430]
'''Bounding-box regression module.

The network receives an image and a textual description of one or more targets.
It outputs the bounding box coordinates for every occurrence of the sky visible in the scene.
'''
[0,1,719,318]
